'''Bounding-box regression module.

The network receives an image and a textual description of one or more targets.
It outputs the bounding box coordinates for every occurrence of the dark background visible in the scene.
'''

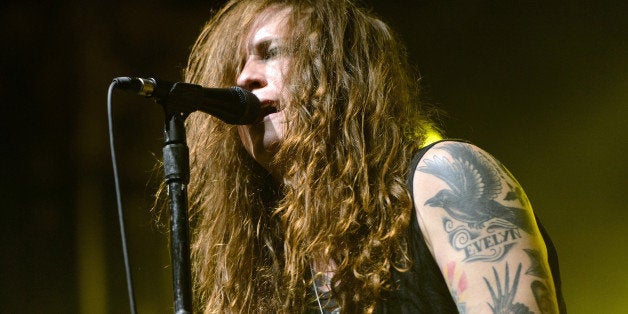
[1,0,626,313]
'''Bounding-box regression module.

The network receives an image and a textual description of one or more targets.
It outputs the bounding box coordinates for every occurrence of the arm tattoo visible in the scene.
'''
[444,261,468,313]
[524,249,549,279]
[525,249,557,313]
[483,263,532,314]
[531,280,558,314]
[419,142,534,262]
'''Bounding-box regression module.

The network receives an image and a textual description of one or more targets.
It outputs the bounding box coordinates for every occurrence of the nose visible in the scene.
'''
[236,58,266,91]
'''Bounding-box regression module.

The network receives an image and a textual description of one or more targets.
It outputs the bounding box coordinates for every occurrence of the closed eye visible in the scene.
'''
[263,46,280,60]
[253,39,283,61]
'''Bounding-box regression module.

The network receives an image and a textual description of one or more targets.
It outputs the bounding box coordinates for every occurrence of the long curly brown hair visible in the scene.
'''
[179,0,436,312]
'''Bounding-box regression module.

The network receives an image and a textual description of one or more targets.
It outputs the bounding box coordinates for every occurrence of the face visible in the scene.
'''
[236,7,291,178]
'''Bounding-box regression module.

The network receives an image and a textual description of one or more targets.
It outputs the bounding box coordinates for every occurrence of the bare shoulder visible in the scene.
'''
[410,140,560,313]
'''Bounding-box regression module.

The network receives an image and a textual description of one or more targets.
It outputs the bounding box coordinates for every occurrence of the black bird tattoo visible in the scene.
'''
[418,143,533,234]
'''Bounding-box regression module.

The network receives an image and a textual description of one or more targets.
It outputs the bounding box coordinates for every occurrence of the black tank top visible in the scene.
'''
[376,140,567,313]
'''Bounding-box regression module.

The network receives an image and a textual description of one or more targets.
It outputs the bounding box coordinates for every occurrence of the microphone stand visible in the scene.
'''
[137,78,259,314]
[161,111,193,314]
[112,77,259,313]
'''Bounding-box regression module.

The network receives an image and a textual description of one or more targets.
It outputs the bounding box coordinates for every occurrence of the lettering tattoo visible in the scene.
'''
[419,143,534,261]
[483,263,532,314]
[444,218,522,262]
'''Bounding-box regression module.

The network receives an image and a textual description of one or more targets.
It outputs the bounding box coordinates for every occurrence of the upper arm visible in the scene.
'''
[412,141,559,313]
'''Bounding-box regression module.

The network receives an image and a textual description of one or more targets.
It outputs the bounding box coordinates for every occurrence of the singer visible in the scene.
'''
[163,0,566,312]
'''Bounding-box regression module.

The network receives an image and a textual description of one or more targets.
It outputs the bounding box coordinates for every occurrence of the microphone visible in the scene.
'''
[112,77,260,125]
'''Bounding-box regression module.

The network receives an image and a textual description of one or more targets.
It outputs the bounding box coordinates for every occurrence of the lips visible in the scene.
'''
[254,101,278,123]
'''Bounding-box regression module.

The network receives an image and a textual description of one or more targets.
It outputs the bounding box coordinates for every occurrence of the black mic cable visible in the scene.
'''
[107,81,138,314]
